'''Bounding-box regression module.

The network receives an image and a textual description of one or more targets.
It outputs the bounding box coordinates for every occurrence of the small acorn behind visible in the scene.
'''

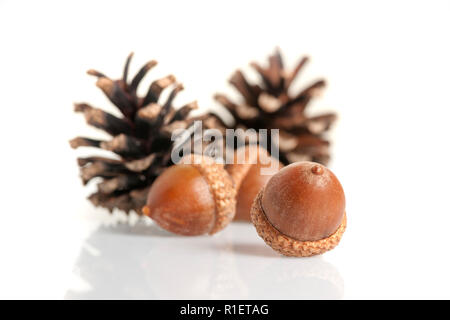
[226,145,283,221]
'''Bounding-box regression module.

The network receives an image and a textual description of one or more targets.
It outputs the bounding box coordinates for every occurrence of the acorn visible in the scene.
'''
[142,154,236,236]
[251,161,346,257]
[226,145,283,221]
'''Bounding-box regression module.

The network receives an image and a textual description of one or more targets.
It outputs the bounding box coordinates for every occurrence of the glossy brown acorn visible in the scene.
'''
[251,161,346,257]
[142,154,236,236]
[226,145,282,221]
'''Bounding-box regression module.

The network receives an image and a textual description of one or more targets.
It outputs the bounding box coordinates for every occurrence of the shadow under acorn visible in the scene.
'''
[66,220,343,299]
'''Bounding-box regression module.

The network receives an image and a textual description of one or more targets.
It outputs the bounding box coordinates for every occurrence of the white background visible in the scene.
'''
[1,0,450,299]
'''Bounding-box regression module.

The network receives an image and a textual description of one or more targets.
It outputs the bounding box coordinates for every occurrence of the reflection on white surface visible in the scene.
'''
[65,220,343,299]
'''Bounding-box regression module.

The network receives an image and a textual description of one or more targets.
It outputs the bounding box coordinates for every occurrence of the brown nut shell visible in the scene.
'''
[261,162,345,241]
[251,189,347,257]
[144,154,236,236]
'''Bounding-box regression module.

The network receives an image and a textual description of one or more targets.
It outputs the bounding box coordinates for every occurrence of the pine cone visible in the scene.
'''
[214,48,337,165]
[70,53,220,214]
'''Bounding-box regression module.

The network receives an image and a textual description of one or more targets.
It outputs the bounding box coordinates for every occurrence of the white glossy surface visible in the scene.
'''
[1,0,450,299]
[66,221,344,300]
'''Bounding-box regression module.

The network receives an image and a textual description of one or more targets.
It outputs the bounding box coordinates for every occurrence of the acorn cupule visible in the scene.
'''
[251,189,347,257]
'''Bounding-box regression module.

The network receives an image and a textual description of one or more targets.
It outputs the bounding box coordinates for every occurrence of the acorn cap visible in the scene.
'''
[180,154,236,235]
[251,188,347,257]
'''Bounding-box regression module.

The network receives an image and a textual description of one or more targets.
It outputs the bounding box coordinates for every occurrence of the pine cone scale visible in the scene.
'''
[71,53,208,214]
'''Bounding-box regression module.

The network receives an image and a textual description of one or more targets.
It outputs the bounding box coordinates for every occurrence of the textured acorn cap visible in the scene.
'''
[179,154,236,235]
[251,189,346,257]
